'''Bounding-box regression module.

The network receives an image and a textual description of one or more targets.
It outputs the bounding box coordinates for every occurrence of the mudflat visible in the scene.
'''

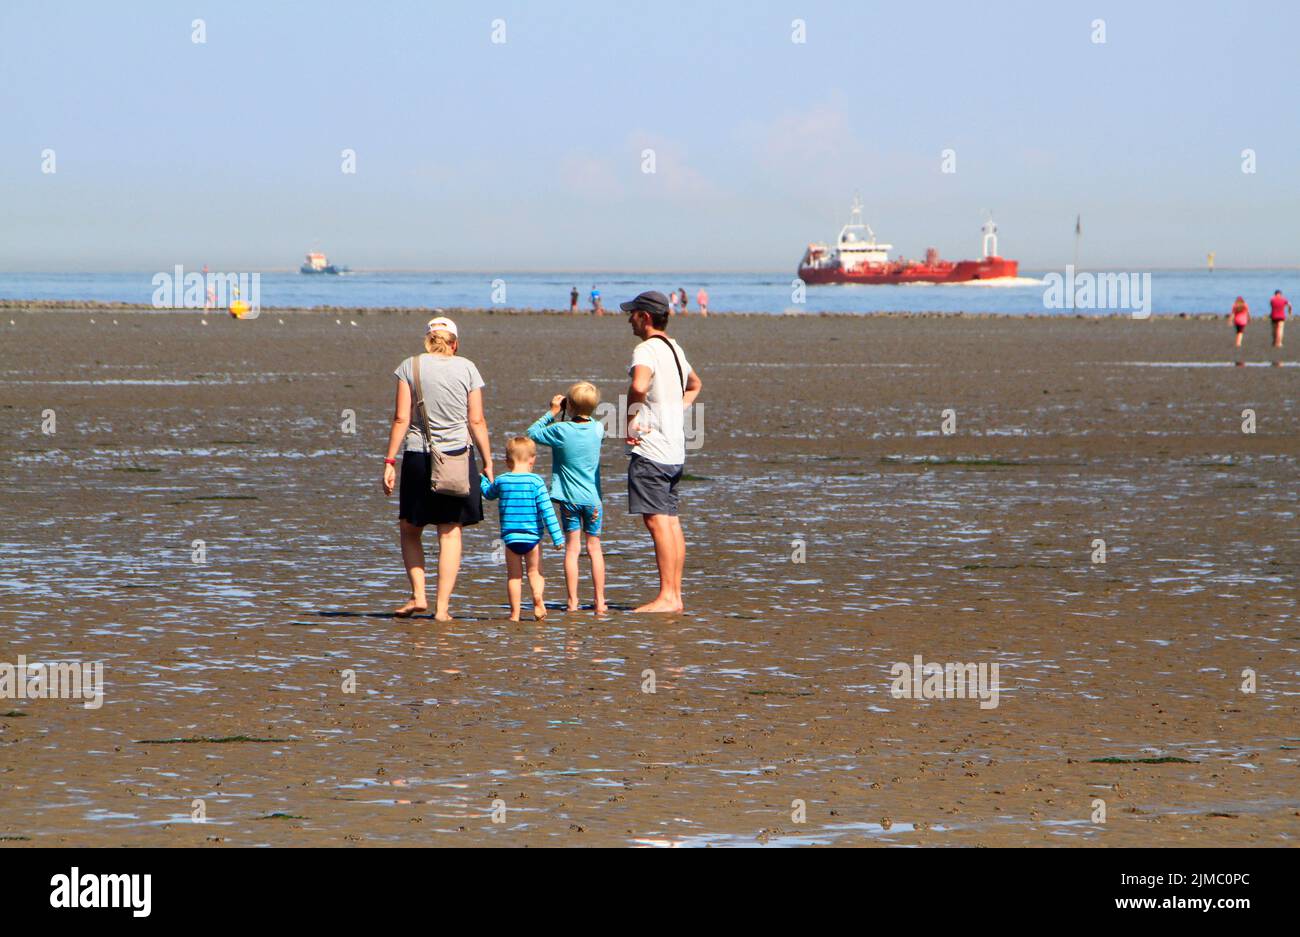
[0,308,1295,846]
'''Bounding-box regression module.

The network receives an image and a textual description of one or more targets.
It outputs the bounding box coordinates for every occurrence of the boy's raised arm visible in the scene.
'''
[480,475,500,500]
[526,410,566,446]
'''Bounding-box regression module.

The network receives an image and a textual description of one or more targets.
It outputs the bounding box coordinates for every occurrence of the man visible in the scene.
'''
[696,287,709,316]
[590,285,603,316]
[620,291,703,613]
[569,286,579,314]
[1269,289,1291,348]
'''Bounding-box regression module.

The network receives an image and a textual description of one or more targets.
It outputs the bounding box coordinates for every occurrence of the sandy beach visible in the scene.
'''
[0,307,1296,847]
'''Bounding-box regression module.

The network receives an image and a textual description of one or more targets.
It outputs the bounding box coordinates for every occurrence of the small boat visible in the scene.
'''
[798,197,1018,284]
[300,251,346,275]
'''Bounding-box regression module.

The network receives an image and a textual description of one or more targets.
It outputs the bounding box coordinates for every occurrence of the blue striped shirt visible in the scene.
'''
[480,471,564,547]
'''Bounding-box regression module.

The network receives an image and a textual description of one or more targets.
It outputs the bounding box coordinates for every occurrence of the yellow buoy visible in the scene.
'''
[229,300,251,319]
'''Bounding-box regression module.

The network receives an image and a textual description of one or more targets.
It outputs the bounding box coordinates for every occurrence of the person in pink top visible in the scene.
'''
[1269,290,1291,348]
[696,287,709,317]
[1231,296,1249,348]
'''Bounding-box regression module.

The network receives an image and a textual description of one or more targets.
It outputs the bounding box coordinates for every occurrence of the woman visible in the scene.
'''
[1231,296,1249,348]
[382,316,493,620]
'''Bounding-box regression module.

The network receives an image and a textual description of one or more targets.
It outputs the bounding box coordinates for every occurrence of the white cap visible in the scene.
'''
[425,315,457,338]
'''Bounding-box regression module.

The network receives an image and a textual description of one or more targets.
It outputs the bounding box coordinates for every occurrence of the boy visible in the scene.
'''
[481,437,564,621]
[527,382,607,613]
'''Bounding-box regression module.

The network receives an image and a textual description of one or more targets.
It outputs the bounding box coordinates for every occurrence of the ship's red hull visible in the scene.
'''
[798,256,1018,285]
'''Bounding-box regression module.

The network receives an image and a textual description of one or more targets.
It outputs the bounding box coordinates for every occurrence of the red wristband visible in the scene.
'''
[384,458,397,465]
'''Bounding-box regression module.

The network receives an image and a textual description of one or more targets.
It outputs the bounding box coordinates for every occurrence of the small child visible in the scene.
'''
[481,437,564,621]
[527,382,607,613]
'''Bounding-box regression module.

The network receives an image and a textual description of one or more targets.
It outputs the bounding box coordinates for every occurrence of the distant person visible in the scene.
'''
[1269,289,1291,348]
[668,291,679,315]
[569,286,579,314]
[696,287,709,316]
[527,382,607,613]
[620,290,703,613]
[1231,296,1249,348]
[383,317,493,621]
[678,288,689,314]
[480,437,564,621]
[590,285,603,316]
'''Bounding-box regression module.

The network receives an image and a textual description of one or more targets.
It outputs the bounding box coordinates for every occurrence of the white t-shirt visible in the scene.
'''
[628,335,692,466]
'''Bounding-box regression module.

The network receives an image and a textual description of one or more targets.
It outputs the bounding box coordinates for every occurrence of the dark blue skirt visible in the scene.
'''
[398,447,483,528]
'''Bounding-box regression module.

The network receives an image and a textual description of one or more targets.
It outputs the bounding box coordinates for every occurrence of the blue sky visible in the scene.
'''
[1,0,1297,271]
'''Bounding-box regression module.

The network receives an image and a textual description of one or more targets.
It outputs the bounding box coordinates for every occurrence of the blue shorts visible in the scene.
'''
[505,539,539,555]
[557,501,602,536]
[627,454,682,516]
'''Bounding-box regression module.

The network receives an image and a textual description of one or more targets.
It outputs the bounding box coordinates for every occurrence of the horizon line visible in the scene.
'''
[2,265,1300,275]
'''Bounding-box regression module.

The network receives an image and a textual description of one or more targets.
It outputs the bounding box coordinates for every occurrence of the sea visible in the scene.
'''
[0,269,1295,316]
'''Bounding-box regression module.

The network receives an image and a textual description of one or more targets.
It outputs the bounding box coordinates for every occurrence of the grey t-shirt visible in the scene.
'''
[393,353,485,453]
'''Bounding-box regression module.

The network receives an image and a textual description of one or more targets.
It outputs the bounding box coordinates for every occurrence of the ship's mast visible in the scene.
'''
[845,192,876,243]
[981,214,999,258]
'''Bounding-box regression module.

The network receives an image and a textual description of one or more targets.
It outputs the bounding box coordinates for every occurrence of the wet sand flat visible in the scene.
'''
[0,308,1296,847]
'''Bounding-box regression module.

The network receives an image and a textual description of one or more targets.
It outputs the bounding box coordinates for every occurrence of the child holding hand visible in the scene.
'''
[481,437,564,621]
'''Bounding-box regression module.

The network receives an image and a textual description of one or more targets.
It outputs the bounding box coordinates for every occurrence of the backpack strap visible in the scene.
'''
[650,334,685,393]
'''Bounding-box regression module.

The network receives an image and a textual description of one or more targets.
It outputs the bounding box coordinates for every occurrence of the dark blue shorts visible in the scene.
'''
[627,453,683,516]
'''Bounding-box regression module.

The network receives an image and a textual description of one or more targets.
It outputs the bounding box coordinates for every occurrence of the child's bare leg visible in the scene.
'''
[505,550,524,621]
[526,546,547,620]
[564,530,582,610]
[586,534,607,613]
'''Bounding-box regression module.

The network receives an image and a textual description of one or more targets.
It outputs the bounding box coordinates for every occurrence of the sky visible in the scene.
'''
[1,0,1298,272]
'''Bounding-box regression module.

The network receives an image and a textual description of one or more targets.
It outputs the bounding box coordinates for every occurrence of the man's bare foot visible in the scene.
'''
[394,599,428,618]
[633,596,683,613]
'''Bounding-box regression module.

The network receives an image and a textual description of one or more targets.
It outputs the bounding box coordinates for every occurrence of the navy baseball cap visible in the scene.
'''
[620,291,669,315]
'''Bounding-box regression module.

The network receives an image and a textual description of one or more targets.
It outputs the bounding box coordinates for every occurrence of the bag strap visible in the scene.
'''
[410,354,437,456]
[650,334,685,393]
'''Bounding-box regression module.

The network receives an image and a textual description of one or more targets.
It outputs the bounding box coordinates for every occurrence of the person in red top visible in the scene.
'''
[1231,296,1249,348]
[1269,290,1291,348]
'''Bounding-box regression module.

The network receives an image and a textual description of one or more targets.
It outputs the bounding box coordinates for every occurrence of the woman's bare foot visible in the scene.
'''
[533,603,548,621]
[566,600,580,612]
[633,596,683,613]
[594,601,609,614]
[433,608,453,622]
[394,598,428,618]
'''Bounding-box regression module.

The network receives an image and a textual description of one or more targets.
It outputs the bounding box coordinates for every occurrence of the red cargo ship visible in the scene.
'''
[798,198,1018,285]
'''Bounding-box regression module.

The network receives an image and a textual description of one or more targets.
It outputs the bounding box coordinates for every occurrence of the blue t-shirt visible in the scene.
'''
[526,411,603,507]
